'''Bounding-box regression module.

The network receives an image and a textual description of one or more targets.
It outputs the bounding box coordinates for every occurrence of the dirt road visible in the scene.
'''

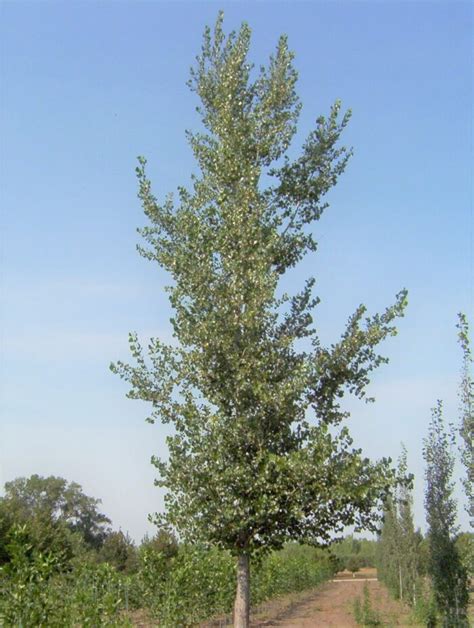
[251,570,411,627]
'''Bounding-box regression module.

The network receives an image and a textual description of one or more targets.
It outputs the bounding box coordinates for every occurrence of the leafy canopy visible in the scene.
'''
[112,13,407,556]
[1,475,111,554]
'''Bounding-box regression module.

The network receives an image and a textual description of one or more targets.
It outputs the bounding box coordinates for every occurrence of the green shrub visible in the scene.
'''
[346,555,362,575]
[0,533,335,627]
[141,544,234,627]
[68,563,128,626]
[353,582,381,626]
[0,525,66,627]
[136,542,334,626]
[0,526,131,627]
[353,595,363,624]
[409,580,437,628]
[252,544,333,605]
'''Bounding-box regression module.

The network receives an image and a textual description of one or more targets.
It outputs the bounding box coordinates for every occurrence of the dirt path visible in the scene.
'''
[251,570,412,627]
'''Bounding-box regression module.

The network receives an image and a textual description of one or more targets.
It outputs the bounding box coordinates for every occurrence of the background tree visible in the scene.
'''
[0,500,14,565]
[396,446,420,606]
[376,446,422,606]
[456,313,473,527]
[140,529,179,560]
[376,494,401,598]
[346,555,362,578]
[99,530,138,573]
[112,13,407,627]
[423,402,469,627]
[0,475,111,562]
[455,532,474,579]
[330,534,377,570]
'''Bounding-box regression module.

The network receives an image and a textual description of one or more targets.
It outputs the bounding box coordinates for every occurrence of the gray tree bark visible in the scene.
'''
[233,554,250,628]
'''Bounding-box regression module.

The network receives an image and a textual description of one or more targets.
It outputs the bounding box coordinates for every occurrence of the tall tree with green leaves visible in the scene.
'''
[376,494,401,598]
[423,402,469,627]
[375,447,418,604]
[456,313,473,527]
[111,14,407,626]
[0,475,111,560]
[396,446,420,606]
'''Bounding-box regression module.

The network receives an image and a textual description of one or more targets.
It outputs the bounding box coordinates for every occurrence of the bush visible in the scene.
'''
[68,563,129,626]
[346,555,362,575]
[139,544,234,627]
[409,579,437,628]
[0,525,66,627]
[137,542,335,626]
[0,532,335,627]
[0,526,131,626]
[252,544,334,604]
[353,582,381,626]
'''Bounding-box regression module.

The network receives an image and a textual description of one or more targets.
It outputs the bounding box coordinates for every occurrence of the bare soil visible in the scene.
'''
[248,569,413,627]
[128,569,416,626]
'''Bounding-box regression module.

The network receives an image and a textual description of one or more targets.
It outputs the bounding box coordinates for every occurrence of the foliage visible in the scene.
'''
[353,582,381,626]
[423,402,469,627]
[376,494,400,597]
[140,529,179,559]
[251,544,334,605]
[394,447,420,605]
[137,542,334,627]
[0,486,336,627]
[67,562,130,626]
[0,475,111,563]
[111,10,407,571]
[376,446,423,606]
[455,531,473,577]
[0,525,65,627]
[0,500,14,566]
[99,530,139,573]
[456,313,473,528]
[346,555,362,575]
[330,535,377,570]
[143,544,235,627]
[0,523,339,627]
[408,579,437,628]
[0,525,131,627]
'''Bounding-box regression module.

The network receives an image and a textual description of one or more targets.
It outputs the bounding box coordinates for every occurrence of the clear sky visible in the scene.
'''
[0,0,472,542]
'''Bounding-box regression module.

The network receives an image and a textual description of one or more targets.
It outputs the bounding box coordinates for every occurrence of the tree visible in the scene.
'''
[99,530,138,573]
[455,532,474,578]
[456,313,473,527]
[346,555,361,578]
[396,446,420,606]
[376,494,401,598]
[111,14,407,626]
[423,402,469,627]
[0,499,14,565]
[330,534,377,570]
[0,475,111,558]
[140,529,179,559]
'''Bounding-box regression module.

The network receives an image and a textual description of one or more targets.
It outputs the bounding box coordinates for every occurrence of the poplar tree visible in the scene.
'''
[376,447,418,603]
[423,403,469,627]
[111,14,407,626]
[397,446,420,606]
[456,313,473,527]
[376,495,401,597]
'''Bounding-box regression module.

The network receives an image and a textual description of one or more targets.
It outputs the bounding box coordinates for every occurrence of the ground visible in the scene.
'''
[246,569,413,627]
[200,569,413,627]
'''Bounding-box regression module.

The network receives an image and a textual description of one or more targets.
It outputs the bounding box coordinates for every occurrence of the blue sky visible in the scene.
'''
[0,1,472,542]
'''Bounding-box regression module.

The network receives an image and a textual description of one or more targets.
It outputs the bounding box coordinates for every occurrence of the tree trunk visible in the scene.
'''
[233,554,250,628]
